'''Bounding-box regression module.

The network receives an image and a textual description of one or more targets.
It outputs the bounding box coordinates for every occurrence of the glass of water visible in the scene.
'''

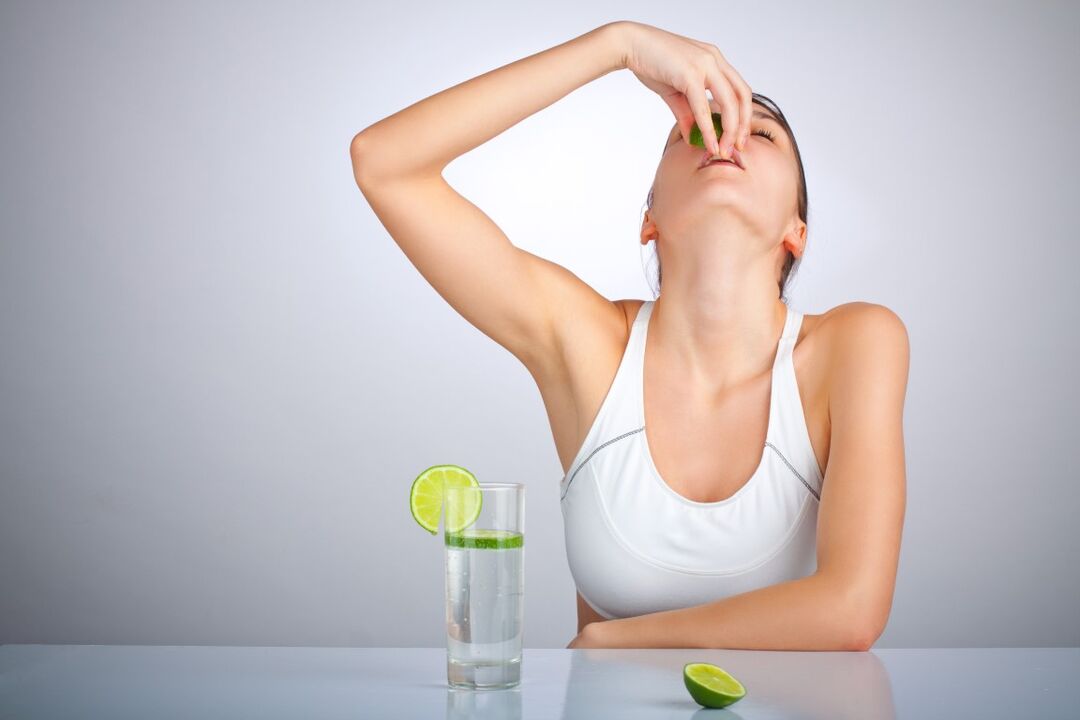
[443,482,525,689]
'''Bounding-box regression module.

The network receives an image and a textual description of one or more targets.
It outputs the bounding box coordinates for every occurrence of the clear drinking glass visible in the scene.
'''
[443,482,525,689]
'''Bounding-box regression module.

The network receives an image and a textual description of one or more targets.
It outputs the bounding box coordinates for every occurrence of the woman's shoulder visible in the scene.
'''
[807,301,907,344]
[807,301,909,386]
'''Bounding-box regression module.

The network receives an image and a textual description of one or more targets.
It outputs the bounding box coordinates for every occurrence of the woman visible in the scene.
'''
[351,21,909,651]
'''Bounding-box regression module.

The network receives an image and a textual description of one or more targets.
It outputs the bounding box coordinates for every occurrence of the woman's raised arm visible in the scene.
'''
[350,23,626,181]
[349,23,631,374]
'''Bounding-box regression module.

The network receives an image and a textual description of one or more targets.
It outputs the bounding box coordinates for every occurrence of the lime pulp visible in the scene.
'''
[445,528,523,549]
[409,464,481,535]
[683,662,746,709]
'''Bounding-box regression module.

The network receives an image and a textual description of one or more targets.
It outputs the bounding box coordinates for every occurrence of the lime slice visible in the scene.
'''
[688,112,725,149]
[409,464,481,535]
[683,662,746,709]
[445,528,524,549]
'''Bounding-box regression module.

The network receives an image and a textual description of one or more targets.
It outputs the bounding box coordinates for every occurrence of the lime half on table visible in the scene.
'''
[683,662,746,708]
[409,464,481,535]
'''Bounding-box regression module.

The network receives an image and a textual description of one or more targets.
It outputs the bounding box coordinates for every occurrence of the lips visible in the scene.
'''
[698,146,745,170]
[701,159,741,170]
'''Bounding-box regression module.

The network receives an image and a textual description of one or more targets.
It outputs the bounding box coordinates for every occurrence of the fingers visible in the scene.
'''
[700,45,753,154]
[666,42,754,160]
[666,94,694,148]
[719,65,754,151]
[685,82,720,158]
[704,70,740,158]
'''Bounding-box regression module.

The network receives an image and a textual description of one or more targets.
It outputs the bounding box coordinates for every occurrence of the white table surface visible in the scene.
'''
[1,644,1077,719]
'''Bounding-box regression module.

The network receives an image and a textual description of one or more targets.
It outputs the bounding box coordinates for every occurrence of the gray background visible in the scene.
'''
[1,0,1077,648]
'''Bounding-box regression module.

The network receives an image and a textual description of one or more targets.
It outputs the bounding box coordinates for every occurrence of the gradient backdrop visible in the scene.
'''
[1,0,1077,647]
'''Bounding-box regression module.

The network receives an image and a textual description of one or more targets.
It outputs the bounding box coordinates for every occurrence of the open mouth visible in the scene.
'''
[701,159,741,170]
[698,147,745,170]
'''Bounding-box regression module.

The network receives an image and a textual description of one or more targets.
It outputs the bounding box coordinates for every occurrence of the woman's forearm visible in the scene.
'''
[584,572,873,651]
[350,22,627,183]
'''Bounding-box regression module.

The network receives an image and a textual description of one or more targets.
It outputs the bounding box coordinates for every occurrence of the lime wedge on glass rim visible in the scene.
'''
[409,464,482,535]
[683,662,747,708]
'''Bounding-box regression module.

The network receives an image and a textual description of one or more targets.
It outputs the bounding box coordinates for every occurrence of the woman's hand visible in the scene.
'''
[618,20,754,159]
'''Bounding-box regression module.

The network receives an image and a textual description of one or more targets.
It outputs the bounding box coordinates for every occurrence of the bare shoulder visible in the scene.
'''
[815,301,910,392]
[551,295,639,382]
[530,294,641,477]
[544,288,628,376]
[817,301,908,349]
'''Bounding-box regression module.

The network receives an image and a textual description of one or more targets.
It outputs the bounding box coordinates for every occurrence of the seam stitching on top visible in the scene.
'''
[560,427,644,501]
[765,440,820,501]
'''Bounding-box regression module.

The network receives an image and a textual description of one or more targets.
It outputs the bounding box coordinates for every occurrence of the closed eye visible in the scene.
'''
[753,128,775,142]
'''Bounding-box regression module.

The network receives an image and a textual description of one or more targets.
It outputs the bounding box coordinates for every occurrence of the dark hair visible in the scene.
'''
[643,92,809,303]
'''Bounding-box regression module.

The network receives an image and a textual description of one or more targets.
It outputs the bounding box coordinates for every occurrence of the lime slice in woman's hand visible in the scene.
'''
[683,662,746,708]
[409,464,481,535]
[688,112,725,149]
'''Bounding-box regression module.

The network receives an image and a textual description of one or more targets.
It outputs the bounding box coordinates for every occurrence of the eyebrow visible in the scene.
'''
[666,110,783,146]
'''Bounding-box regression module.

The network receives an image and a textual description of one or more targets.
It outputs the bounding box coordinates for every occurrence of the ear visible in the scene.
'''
[640,211,659,245]
[783,222,808,258]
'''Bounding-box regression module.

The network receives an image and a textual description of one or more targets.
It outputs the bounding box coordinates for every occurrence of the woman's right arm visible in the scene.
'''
[350,23,631,375]
[351,22,626,182]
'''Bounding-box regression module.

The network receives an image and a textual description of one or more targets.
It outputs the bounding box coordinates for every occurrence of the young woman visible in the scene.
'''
[351,21,908,652]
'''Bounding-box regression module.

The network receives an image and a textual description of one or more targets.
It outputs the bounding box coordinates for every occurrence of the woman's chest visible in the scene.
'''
[541,302,832,485]
[648,349,829,504]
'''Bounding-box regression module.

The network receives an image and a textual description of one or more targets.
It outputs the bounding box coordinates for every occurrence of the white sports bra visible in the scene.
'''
[559,299,825,620]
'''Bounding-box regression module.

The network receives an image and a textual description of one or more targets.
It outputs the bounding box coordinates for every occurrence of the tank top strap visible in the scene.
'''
[625,300,655,378]
[635,300,656,330]
[558,300,654,494]
[773,303,802,366]
[769,304,823,485]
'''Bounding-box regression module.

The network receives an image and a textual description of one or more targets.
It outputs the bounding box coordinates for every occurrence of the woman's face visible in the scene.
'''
[646,103,802,254]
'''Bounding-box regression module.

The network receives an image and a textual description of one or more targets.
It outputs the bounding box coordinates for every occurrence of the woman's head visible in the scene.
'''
[640,92,809,303]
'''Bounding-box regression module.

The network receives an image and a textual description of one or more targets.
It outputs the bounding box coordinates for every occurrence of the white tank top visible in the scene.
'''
[559,299,825,620]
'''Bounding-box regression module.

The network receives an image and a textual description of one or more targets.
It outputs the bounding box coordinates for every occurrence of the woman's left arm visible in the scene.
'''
[572,303,910,651]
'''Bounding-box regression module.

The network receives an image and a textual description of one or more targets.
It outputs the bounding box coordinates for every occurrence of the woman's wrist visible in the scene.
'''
[597,20,633,73]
